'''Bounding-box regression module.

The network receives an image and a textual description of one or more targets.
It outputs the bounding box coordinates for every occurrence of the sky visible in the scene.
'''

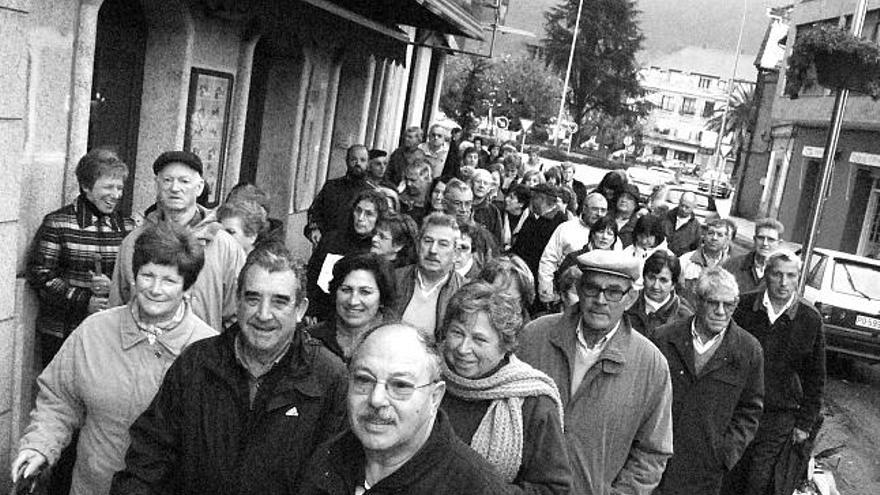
[494,0,792,63]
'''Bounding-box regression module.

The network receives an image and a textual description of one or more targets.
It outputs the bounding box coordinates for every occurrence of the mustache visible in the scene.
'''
[360,410,395,425]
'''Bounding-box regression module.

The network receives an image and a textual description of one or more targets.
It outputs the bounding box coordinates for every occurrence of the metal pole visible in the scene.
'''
[552,0,585,147]
[798,0,869,295]
[711,0,748,175]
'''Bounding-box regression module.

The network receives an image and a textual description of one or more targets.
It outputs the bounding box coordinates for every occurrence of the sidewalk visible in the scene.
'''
[728,215,756,252]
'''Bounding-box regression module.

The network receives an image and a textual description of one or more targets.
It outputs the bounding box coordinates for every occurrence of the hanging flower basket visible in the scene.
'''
[784,24,880,100]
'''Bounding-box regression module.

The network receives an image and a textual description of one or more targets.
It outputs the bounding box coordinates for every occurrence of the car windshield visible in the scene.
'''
[831,259,880,300]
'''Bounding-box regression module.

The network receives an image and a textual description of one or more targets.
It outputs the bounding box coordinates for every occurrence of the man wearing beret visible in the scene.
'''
[108,151,246,332]
[518,250,673,495]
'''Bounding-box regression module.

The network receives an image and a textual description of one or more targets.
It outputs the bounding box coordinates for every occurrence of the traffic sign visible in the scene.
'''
[495,116,509,129]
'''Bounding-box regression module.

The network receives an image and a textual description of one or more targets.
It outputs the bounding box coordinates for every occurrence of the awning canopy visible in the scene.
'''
[323,0,485,41]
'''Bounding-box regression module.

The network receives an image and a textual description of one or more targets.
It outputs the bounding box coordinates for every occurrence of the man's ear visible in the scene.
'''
[295,297,309,322]
[430,381,446,412]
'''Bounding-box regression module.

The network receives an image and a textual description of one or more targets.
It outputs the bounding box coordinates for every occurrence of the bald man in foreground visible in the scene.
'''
[300,323,509,494]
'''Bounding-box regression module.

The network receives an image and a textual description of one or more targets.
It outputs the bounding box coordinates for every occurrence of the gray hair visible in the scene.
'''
[694,267,740,301]
[236,242,307,304]
[349,322,443,381]
[766,248,802,272]
[419,212,460,239]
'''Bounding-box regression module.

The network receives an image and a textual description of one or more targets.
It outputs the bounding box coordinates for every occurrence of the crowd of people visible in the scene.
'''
[12,122,825,495]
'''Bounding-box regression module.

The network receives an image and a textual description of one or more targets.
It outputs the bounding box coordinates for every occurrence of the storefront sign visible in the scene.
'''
[849,152,880,168]
[802,146,825,158]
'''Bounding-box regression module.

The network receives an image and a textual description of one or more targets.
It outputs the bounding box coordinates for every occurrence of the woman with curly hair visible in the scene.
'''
[370,213,419,269]
[438,281,571,494]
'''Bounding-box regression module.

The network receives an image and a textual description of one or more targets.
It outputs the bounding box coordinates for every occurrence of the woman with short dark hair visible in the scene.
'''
[306,253,396,360]
[622,214,668,260]
[438,282,571,493]
[12,222,215,495]
[370,213,419,269]
[625,250,693,339]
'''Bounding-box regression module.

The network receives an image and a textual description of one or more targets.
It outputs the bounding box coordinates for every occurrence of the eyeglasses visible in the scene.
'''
[700,298,738,313]
[579,283,632,302]
[349,373,438,400]
[446,199,473,210]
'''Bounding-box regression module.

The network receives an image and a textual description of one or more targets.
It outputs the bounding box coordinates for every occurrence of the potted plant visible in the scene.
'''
[784,23,880,100]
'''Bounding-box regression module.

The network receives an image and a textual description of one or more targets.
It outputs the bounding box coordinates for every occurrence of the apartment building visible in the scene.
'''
[762,0,880,256]
[640,47,757,171]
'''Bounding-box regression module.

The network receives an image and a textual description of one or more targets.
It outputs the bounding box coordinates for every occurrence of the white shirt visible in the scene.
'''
[645,294,672,314]
[675,215,691,231]
[691,320,726,355]
[762,291,795,325]
[401,271,450,333]
[537,218,592,302]
[576,320,620,361]
[455,257,475,279]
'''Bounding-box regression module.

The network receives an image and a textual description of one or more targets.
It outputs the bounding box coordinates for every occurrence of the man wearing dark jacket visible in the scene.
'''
[304,144,373,246]
[653,267,764,495]
[722,218,784,294]
[722,249,825,495]
[300,323,510,495]
[511,183,567,309]
[664,192,702,256]
[470,168,504,243]
[111,243,347,495]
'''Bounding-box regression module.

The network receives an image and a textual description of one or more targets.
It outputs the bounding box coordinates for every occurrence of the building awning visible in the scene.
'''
[299,0,411,43]
[322,0,485,41]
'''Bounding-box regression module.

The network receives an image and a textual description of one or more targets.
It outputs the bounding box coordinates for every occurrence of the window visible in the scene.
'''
[702,101,716,118]
[680,97,696,115]
[698,77,713,89]
[661,95,676,111]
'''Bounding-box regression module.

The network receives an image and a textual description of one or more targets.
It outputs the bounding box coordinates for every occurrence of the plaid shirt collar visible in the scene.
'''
[75,194,124,231]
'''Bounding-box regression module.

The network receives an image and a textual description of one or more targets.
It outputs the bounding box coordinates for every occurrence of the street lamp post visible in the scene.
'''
[552,0,585,147]
[798,0,869,295]
[710,0,748,176]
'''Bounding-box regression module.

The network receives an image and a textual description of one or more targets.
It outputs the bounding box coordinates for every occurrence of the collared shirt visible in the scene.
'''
[762,291,796,325]
[690,320,726,355]
[18,305,216,495]
[27,195,135,338]
[571,319,621,394]
[455,257,475,279]
[645,294,672,314]
[402,270,450,332]
[675,215,691,231]
[418,142,449,178]
[234,333,293,407]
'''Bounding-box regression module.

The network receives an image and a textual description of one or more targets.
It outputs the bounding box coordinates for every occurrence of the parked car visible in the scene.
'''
[662,159,697,175]
[698,172,732,198]
[626,166,677,201]
[801,248,880,362]
[664,187,717,219]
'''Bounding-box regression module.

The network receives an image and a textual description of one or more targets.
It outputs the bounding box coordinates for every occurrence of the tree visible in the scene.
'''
[440,56,491,134]
[440,54,563,135]
[706,85,756,162]
[542,0,644,141]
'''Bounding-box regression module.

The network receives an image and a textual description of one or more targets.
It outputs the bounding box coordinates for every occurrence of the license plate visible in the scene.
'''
[855,314,880,331]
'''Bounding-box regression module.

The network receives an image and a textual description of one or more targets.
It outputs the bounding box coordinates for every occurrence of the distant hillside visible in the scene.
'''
[495,0,784,61]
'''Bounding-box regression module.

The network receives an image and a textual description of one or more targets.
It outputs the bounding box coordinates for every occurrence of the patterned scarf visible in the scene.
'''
[129,297,187,344]
[441,355,564,481]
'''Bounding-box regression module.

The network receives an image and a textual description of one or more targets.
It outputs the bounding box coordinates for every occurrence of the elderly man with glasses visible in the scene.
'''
[519,250,673,495]
[652,267,764,495]
[299,323,510,494]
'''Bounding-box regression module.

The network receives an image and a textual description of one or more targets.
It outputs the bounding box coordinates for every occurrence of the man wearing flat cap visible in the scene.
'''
[518,250,673,495]
[108,151,246,332]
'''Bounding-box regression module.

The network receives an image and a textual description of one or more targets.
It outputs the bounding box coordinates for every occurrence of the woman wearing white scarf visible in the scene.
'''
[438,281,572,494]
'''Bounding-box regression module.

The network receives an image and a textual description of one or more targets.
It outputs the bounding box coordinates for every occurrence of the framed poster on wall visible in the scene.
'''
[183,68,234,207]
